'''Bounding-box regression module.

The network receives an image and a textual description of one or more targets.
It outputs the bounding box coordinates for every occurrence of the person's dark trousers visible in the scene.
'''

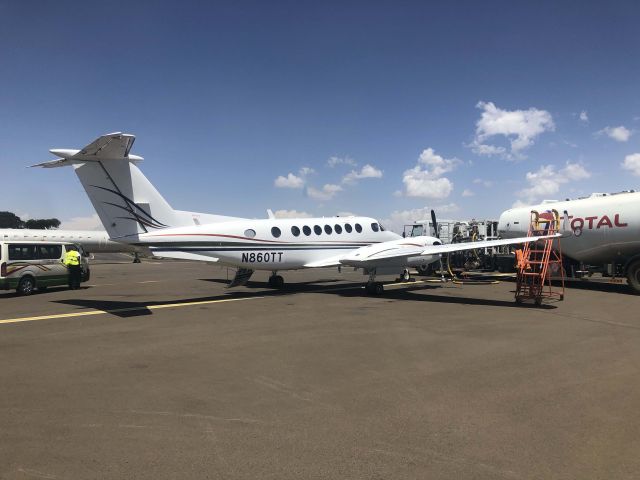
[69,265,82,289]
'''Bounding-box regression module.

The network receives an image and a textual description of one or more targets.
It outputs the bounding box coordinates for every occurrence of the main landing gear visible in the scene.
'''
[268,271,285,289]
[365,270,384,295]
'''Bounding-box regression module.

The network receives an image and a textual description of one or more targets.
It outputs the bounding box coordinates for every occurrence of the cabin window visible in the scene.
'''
[371,223,379,232]
[334,224,342,234]
[291,226,301,237]
[314,225,322,235]
[244,229,256,238]
[324,225,333,235]
[303,226,311,236]
[355,223,362,233]
[433,241,442,245]
[271,227,282,238]
[344,223,353,233]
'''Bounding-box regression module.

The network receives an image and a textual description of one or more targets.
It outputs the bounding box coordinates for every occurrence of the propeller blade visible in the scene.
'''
[430,209,439,239]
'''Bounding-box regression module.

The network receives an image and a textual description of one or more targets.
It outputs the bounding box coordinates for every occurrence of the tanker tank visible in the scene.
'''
[498,191,640,293]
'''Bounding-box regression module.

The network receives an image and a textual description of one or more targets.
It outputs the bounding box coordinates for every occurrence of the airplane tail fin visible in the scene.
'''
[33,132,179,240]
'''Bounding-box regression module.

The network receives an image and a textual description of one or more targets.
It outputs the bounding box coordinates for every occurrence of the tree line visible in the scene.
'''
[0,211,61,229]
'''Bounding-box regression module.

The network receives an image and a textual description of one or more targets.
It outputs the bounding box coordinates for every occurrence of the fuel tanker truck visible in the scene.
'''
[498,191,640,293]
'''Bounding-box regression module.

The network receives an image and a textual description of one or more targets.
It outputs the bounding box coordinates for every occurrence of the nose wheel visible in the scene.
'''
[365,281,384,295]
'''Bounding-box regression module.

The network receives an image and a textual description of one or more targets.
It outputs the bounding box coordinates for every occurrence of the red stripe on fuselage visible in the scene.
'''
[146,233,375,244]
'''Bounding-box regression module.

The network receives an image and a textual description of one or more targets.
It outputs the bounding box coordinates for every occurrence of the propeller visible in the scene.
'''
[431,209,446,283]
[430,209,439,239]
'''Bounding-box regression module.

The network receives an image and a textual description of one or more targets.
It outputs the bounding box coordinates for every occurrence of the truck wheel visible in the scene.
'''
[627,260,640,294]
[17,276,35,296]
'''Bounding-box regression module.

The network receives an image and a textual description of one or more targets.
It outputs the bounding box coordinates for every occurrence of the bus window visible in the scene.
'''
[9,244,37,260]
[38,244,62,259]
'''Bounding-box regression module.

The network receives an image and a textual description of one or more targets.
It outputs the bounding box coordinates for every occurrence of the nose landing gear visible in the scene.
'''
[364,270,384,295]
[365,281,384,295]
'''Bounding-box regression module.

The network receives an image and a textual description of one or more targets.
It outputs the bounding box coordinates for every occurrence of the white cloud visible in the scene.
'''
[517,162,591,204]
[327,156,357,168]
[342,164,383,184]
[462,189,475,197]
[273,209,313,218]
[306,184,343,201]
[402,148,459,199]
[274,167,314,189]
[473,178,494,188]
[622,153,640,176]
[60,213,103,230]
[336,211,357,217]
[385,204,460,234]
[298,167,315,176]
[471,101,555,158]
[597,125,631,142]
[274,173,305,189]
[579,111,589,123]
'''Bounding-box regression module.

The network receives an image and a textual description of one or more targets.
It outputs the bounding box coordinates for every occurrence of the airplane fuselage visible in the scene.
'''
[139,217,401,270]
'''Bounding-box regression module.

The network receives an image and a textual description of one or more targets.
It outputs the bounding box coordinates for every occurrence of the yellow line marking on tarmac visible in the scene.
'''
[0,296,265,325]
[0,278,448,326]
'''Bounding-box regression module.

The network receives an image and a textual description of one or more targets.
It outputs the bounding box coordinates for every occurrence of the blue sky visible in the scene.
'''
[1,0,639,232]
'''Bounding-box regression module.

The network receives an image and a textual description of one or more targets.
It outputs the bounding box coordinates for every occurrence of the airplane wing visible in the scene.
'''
[339,234,560,266]
[304,253,348,268]
[420,234,560,256]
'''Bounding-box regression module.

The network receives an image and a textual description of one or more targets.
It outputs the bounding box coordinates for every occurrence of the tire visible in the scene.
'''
[417,264,432,276]
[270,275,284,289]
[17,276,36,296]
[374,282,384,295]
[626,260,640,294]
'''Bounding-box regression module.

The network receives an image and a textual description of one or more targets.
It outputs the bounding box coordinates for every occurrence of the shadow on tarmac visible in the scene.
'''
[53,278,555,318]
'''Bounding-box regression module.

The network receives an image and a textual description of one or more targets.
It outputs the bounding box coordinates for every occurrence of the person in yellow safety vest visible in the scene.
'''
[63,245,82,290]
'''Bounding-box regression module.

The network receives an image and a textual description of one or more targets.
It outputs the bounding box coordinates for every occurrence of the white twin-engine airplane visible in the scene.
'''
[34,133,559,295]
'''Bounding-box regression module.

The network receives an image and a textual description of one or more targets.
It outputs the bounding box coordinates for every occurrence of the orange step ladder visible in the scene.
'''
[515,210,565,305]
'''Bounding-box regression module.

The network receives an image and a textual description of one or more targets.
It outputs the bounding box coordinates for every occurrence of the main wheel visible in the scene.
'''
[626,259,640,294]
[374,282,384,295]
[17,276,35,296]
[417,264,432,276]
[269,275,285,289]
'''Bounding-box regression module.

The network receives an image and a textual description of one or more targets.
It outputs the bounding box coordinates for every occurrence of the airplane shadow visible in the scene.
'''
[200,278,343,288]
[54,278,556,318]
[54,290,269,318]
[324,283,558,309]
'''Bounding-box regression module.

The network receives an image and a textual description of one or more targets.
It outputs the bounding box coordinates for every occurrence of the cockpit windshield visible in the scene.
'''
[410,225,424,237]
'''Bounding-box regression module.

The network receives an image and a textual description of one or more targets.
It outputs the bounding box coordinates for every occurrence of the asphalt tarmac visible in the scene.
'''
[1,260,639,479]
